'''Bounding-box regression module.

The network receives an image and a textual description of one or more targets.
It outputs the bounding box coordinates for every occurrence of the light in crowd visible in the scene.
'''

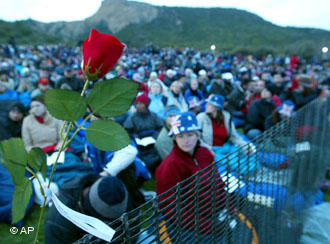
[321,46,328,53]
[210,44,216,51]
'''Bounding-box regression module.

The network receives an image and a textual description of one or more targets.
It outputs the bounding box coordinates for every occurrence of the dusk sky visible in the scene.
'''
[1,0,329,30]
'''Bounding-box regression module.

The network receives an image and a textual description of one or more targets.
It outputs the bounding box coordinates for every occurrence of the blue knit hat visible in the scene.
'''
[168,112,201,136]
[164,105,180,118]
[205,94,225,110]
[85,176,128,220]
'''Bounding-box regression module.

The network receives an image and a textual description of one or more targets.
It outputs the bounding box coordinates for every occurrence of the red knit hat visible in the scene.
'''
[38,77,49,85]
[136,93,149,107]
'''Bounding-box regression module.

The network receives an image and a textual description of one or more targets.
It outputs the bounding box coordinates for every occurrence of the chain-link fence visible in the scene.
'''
[75,95,330,244]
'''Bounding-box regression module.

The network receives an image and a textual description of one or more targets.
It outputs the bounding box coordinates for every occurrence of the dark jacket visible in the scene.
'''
[0,99,16,118]
[291,90,319,110]
[209,81,234,98]
[44,174,136,244]
[124,111,163,173]
[123,111,163,139]
[56,77,83,92]
[184,88,205,102]
[0,116,22,141]
[245,99,276,133]
[226,85,246,112]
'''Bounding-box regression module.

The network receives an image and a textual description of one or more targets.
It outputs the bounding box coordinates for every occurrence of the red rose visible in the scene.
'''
[82,29,125,80]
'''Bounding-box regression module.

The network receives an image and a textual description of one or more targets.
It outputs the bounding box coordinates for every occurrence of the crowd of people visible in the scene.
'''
[1,42,330,243]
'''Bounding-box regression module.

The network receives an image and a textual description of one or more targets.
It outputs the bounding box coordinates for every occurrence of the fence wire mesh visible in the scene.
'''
[75,95,330,244]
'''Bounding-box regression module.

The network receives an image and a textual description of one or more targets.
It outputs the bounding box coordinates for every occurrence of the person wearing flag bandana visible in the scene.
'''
[156,112,230,242]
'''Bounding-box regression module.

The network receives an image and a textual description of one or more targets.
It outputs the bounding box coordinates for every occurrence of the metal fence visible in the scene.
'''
[76,95,330,244]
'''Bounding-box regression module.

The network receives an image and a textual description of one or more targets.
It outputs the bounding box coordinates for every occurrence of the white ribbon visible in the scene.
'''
[47,189,116,242]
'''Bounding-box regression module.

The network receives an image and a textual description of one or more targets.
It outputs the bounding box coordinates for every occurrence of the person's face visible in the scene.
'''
[172,84,181,94]
[215,78,222,84]
[39,83,49,92]
[261,88,272,100]
[206,103,217,115]
[198,76,205,83]
[256,80,265,93]
[150,83,161,95]
[273,74,283,85]
[150,75,157,81]
[166,113,177,126]
[9,110,23,122]
[175,131,198,155]
[30,101,46,117]
[136,101,148,113]
[0,83,7,93]
[261,73,269,81]
[64,70,72,78]
[190,79,198,90]
[248,81,256,92]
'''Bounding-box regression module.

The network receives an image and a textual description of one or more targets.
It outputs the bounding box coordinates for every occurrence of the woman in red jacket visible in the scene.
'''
[155,112,230,243]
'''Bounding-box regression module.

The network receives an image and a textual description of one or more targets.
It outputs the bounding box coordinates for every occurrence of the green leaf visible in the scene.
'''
[12,178,33,224]
[27,147,47,178]
[87,78,139,118]
[0,138,27,185]
[86,120,130,151]
[45,89,87,121]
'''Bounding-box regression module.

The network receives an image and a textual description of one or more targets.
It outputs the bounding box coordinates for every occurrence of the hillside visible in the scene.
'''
[0,20,59,44]
[1,0,329,57]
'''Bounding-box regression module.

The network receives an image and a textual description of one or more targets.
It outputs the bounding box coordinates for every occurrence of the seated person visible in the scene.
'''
[184,78,205,111]
[86,137,148,208]
[187,96,202,115]
[290,74,320,110]
[0,79,18,101]
[22,95,93,185]
[0,101,25,141]
[155,105,181,160]
[21,95,64,153]
[208,72,234,99]
[197,94,248,148]
[30,77,51,99]
[148,80,169,120]
[167,81,189,112]
[264,100,295,130]
[244,87,276,140]
[124,92,163,173]
[225,79,250,128]
[44,174,132,244]
[156,112,229,241]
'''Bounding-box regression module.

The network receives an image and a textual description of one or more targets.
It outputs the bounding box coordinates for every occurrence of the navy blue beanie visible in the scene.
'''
[85,176,128,220]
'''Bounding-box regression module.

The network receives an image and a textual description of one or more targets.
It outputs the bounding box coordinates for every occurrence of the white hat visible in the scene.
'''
[198,69,207,76]
[221,72,233,80]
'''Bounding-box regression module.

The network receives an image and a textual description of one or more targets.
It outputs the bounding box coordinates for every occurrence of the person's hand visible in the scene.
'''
[32,173,59,207]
